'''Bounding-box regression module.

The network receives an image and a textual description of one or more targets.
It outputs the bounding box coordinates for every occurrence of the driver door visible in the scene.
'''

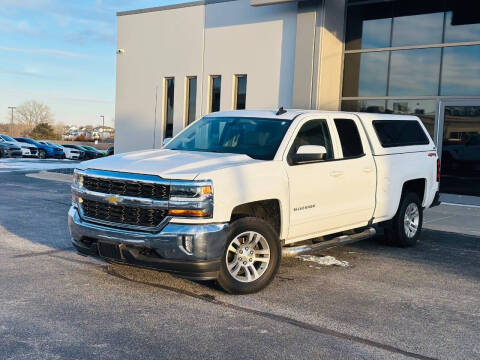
[284,117,345,239]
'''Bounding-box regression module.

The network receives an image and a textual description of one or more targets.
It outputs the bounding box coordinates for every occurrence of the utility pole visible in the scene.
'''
[8,106,16,136]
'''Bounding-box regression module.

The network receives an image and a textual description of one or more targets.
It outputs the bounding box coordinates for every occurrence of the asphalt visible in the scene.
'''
[0,164,479,359]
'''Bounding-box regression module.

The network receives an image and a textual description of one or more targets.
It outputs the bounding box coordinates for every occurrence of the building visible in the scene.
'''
[115,0,480,197]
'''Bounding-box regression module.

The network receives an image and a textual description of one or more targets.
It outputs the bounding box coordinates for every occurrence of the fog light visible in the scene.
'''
[181,235,194,254]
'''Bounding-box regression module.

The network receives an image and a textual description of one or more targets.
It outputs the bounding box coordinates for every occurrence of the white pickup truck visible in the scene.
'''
[69,109,440,293]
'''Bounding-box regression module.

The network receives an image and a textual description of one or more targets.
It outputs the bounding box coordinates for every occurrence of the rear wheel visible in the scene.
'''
[217,217,281,294]
[38,149,46,159]
[0,148,3,158]
[384,193,423,247]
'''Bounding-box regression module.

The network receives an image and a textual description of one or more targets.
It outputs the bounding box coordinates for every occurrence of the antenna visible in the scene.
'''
[276,107,287,116]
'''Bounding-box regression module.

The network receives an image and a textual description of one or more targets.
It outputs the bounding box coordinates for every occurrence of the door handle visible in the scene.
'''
[363,167,373,173]
[330,171,344,177]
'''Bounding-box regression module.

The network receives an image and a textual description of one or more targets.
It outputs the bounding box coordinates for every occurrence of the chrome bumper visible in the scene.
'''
[68,206,228,262]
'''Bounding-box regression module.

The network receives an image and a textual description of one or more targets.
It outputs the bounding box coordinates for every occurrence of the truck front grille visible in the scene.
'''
[83,176,169,200]
[81,199,167,228]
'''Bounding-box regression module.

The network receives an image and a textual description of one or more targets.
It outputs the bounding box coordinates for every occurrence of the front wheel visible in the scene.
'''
[217,217,281,294]
[38,149,47,159]
[384,193,423,247]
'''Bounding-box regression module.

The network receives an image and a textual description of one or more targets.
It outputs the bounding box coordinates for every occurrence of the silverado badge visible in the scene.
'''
[106,195,121,205]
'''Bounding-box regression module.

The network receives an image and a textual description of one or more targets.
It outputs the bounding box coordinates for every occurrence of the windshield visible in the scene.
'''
[1,135,15,142]
[165,116,291,160]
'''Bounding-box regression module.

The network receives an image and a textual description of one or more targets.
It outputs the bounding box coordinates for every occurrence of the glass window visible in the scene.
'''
[441,45,480,96]
[342,99,387,114]
[445,1,480,43]
[388,48,441,96]
[234,75,247,110]
[386,99,436,138]
[342,52,389,97]
[164,77,174,138]
[391,0,444,47]
[334,119,364,158]
[372,120,430,147]
[288,119,334,164]
[345,2,392,50]
[210,75,221,113]
[165,116,291,161]
[186,77,197,125]
[441,105,480,196]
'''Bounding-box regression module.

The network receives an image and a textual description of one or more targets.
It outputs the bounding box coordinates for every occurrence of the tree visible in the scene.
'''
[29,123,60,140]
[15,100,54,129]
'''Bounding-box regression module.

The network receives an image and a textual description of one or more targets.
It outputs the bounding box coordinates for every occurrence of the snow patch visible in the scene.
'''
[0,159,78,173]
[297,255,349,267]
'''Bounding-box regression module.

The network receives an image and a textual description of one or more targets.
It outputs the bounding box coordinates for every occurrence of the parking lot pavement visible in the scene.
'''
[1,170,479,360]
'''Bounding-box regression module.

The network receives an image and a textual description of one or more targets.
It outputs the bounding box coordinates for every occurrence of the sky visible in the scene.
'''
[0,0,184,127]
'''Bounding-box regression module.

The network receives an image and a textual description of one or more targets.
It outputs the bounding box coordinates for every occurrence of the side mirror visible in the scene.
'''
[162,137,172,146]
[293,145,327,164]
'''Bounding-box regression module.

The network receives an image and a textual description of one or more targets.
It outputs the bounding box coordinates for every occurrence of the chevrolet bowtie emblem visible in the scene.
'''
[106,195,121,205]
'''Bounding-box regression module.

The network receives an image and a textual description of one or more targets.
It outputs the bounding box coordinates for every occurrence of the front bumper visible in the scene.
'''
[68,206,228,280]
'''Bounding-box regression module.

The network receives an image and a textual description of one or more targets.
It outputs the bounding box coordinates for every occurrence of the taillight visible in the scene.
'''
[437,158,441,182]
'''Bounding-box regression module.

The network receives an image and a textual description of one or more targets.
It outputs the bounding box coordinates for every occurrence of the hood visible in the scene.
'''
[79,149,260,180]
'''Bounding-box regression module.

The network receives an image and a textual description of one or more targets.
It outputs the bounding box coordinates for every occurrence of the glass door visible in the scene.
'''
[438,100,480,196]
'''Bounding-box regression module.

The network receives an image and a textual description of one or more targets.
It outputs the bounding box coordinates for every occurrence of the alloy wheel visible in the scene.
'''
[225,231,270,283]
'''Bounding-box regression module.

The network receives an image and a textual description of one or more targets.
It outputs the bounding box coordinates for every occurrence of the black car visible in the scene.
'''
[0,142,22,158]
[62,144,102,160]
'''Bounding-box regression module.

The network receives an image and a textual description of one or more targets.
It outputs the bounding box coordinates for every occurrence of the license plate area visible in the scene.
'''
[97,242,122,260]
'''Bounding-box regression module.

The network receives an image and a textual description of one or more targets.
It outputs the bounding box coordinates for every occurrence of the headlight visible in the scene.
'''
[72,169,84,188]
[168,180,213,217]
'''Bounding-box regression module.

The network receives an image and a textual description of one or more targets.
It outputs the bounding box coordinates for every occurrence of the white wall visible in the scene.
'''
[202,0,297,113]
[115,0,298,153]
[115,5,205,153]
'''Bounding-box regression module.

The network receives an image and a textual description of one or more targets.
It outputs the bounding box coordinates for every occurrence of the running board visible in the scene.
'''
[282,227,376,257]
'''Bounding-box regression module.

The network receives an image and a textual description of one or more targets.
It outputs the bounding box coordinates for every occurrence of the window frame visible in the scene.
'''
[184,76,197,127]
[163,77,175,140]
[233,74,247,110]
[209,75,222,113]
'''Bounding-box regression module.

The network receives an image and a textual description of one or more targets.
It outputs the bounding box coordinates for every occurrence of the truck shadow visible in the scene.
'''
[345,228,480,281]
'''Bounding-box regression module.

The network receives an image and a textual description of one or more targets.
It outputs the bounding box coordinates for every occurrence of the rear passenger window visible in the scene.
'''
[373,120,429,147]
[334,118,364,158]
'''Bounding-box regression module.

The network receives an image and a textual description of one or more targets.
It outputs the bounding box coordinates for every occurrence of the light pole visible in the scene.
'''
[100,115,105,142]
[8,106,16,136]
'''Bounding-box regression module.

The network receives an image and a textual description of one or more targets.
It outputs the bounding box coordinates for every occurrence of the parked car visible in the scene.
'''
[62,144,102,160]
[15,137,64,159]
[57,144,85,160]
[442,133,480,174]
[106,146,114,156]
[0,134,38,157]
[0,142,22,158]
[81,145,105,157]
[69,109,440,294]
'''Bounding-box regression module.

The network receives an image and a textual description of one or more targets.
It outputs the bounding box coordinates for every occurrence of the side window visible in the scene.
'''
[334,118,364,158]
[288,119,334,165]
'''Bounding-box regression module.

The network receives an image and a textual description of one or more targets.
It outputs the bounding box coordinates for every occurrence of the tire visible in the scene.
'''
[217,217,281,294]
[384,193,423,247]
[38,149,46,159]
[0,149,3,158]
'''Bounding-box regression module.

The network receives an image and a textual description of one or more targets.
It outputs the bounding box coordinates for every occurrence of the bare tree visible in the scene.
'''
[14,100,54,130]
